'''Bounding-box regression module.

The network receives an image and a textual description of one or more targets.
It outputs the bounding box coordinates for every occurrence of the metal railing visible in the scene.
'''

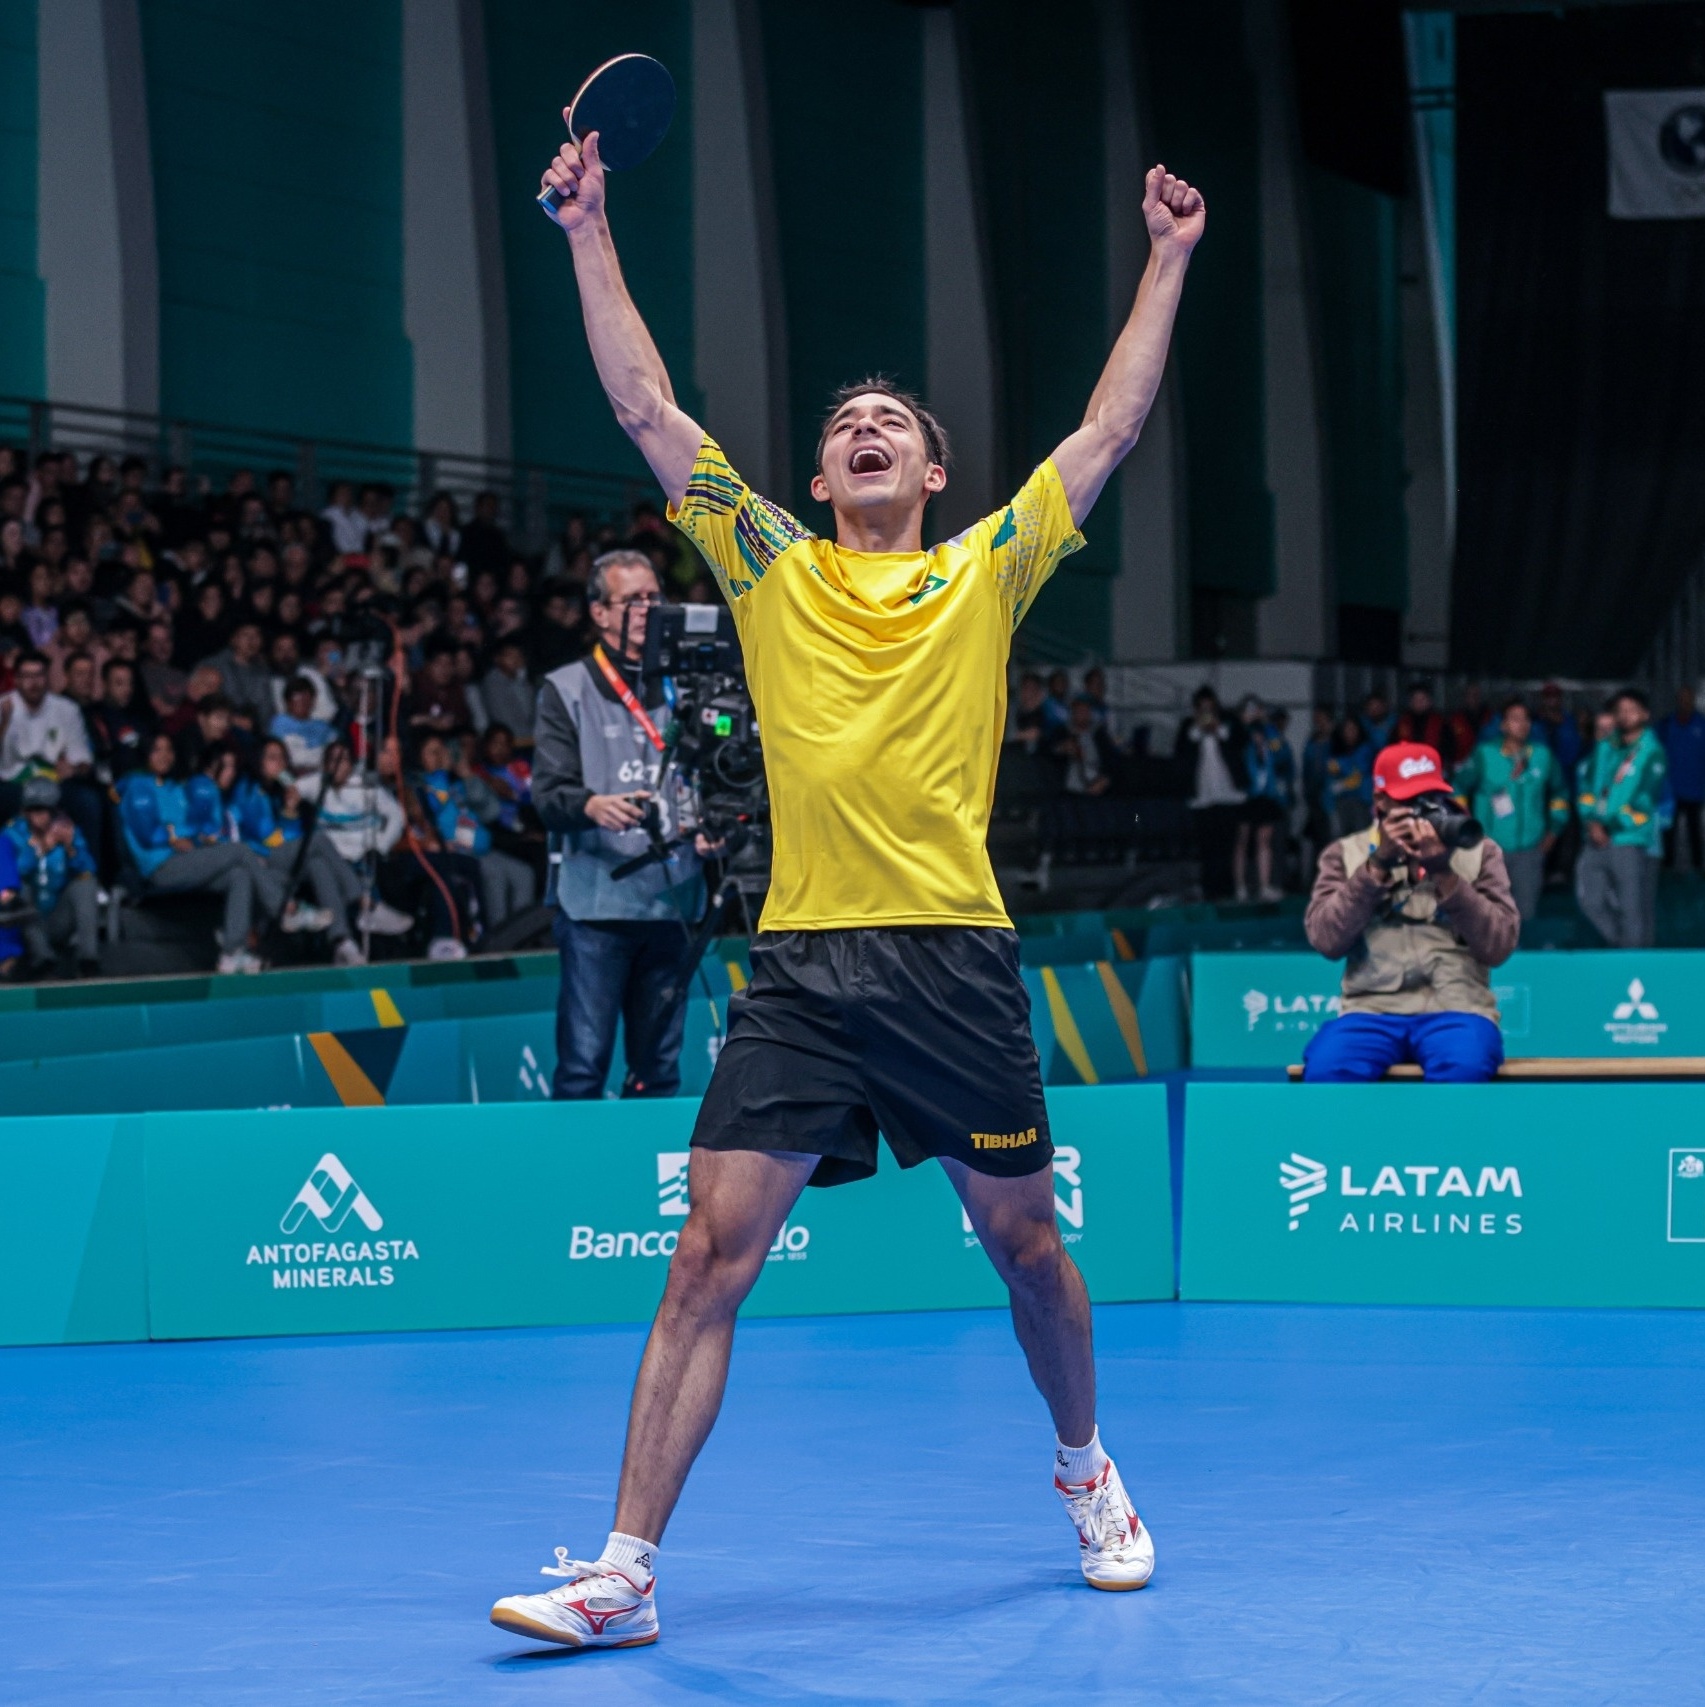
[0,394,661,553]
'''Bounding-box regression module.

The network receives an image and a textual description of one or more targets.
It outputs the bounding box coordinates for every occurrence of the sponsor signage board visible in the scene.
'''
[1191,949,1705,1067]
[1183,1082,1705,1306]
[0,1114,149,1345]
[140,1086,1172,1341]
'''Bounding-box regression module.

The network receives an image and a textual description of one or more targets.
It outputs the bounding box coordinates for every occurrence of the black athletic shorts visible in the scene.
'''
[691,927,1052,1187]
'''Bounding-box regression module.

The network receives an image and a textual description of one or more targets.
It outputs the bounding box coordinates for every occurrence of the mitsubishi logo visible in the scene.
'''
[1279,1153,1328,1231]
[280,1153,383,1235]
[1613,979,1659,1021]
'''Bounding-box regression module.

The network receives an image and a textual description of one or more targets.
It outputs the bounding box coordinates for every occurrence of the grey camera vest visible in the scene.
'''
[1336,831,1497,1019]
[545,659,703,923]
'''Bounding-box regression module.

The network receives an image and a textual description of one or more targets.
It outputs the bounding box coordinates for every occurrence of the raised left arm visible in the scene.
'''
[1052,166,1204,527]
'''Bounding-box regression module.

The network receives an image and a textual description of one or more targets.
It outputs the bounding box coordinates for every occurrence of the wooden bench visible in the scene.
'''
[1286,1058,1705,1081]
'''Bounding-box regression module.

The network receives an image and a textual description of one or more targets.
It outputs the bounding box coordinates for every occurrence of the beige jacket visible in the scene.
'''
[1304,829,1521,1018]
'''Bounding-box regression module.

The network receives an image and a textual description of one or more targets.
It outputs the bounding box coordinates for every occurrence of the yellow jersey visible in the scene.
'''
[668,435,1084,930]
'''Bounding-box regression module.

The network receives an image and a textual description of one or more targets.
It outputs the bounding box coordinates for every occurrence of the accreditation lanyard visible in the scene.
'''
[591,644,666,754]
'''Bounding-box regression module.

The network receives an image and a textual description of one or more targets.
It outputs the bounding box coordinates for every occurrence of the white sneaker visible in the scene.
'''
[215,949,265,976]
[1259,884,1285,903]
[490,1548,659,1649]
[427,936,468,961]
[357,900,414,936]
[1056,1457,1154,1590]
[281,903,334,934]
[333,938,367,966]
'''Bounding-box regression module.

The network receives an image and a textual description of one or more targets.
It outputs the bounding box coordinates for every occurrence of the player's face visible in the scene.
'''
[811,394,945,520]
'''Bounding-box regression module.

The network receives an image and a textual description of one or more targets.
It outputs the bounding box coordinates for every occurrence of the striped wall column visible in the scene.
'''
[403,0,510,458]
[36,0,158,413]
[692,0,788,494]
[922,6,998,543]
[1247,0,1330,660]
[1102,0,1184,661]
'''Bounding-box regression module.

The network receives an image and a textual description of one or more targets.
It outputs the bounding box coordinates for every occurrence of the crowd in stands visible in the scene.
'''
[0,445,716,979]
[1004,669,1703,944]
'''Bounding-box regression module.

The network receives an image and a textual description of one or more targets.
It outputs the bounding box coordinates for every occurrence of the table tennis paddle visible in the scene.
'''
[538,53,676,220]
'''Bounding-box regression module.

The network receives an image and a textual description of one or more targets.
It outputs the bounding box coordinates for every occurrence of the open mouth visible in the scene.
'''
[848,444,893,476]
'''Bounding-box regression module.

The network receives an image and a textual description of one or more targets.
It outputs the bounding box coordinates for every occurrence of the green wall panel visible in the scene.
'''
[0,0,44,398]
[959,0,1112,654]
[1136,0,1273,604]
[139,0,411,444]
[757,0,925,525]
[1307,167,1408,614]
[483,0,693,473]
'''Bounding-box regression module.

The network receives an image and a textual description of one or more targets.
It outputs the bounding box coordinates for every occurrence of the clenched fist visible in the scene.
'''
[1142,164,1205,254]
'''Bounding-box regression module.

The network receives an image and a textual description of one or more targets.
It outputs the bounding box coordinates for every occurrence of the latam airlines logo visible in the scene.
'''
[1279,1153,1327,1229]
[1606,979,1667,1047]
[247,1153,419,1289]
[1241,987,1342,1034]
[1279,1154,1524,1237]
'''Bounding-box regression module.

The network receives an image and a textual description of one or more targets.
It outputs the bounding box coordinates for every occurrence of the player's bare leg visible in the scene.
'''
[613,1146,819,1542]
[492,1146,816,1646]
[943,1158,1154,1589]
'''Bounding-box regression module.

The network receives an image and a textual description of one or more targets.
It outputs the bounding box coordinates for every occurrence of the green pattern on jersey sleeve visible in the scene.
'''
[950,460,1086,629]
[670,436,813,602]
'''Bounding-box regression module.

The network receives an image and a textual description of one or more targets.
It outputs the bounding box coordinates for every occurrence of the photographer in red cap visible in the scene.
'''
[1301,741,1520,1082]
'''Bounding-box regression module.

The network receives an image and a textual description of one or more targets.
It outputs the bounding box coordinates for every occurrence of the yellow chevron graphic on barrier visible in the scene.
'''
[307,1032,387,1107]
[1095,960,1148,1077]
[369,989,405,1029]
[1039,967,1099,1086]
[725,961,748,993]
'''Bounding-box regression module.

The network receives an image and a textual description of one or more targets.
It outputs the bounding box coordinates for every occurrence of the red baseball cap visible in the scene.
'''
[1373,742,1451,800]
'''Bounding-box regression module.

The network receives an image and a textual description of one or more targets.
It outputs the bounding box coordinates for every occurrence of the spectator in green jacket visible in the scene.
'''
[1575,688,1668,947]
[1453,697,1570,921]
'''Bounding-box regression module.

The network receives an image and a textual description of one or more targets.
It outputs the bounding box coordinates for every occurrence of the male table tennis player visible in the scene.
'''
[491,121,1205,1650]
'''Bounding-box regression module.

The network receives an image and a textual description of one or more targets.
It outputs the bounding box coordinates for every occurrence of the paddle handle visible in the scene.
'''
[537,184,568,220]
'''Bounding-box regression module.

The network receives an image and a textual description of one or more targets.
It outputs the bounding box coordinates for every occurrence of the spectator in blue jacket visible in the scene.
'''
[1657,685,1705,872]
[413,733,535,931]
[1234,696,1293,901]
[1324,713,1374,836]
[213,739,356,958]
[0,820,23,973]
[3,777,99,975]
[1532,682,1583,781]
[119,730,282,974]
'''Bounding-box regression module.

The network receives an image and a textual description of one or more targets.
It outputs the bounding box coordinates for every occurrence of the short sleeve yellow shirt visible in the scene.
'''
[668,435,1085,931]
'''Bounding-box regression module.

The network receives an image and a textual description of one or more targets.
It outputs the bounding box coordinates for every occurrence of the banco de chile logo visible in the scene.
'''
[1279,1153,1328,1230]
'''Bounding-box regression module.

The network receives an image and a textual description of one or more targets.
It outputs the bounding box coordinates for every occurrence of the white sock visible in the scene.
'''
[1054,1427,1109,1485]
[599,1530,659,1582]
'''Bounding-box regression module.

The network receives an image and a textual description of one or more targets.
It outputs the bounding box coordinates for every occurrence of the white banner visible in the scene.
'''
[1605,89,1705,219]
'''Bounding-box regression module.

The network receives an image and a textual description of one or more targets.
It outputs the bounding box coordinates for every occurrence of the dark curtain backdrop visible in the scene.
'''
[1454,4,1705,677]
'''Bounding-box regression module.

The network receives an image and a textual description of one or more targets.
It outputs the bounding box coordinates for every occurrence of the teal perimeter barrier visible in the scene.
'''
[0,958,1187,1115]
[1182,1081,1705,1308]
[0,1086,1172,1346]
[1191,948,1705,1067]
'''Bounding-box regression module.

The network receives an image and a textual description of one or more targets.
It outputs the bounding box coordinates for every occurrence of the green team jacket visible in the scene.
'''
[1453,740,1569,853]
[1576,729,1668,851]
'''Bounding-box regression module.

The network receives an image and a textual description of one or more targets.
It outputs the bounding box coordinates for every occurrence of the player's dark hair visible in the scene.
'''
[815,378,951,472]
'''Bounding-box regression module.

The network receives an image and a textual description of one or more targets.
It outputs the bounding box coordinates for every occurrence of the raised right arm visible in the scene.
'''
[542,128,703,509]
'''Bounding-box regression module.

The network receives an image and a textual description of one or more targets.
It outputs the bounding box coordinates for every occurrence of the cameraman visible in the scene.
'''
[1301,742,1520,1083]
[533,549,717,1099]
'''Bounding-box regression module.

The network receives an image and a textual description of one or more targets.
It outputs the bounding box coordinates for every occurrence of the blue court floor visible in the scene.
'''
[5,1303,1705,1705]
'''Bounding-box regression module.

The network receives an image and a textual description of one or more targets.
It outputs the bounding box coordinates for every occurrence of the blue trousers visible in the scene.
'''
[552,912,690,1100]
[1303,1010,1504,1084]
